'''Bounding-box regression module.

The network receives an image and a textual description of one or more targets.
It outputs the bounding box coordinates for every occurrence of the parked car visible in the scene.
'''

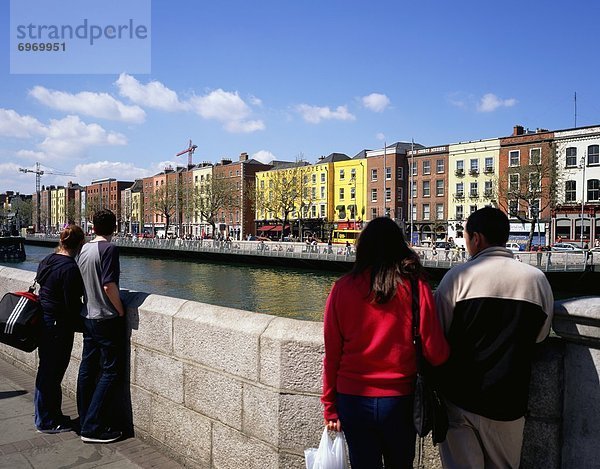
[505,242,522,253]
[551,242,584,252]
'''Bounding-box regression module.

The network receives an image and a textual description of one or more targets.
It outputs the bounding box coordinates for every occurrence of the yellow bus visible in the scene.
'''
[331,229,361,244]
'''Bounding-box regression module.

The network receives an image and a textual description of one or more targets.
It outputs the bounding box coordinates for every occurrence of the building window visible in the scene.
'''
[397,167,404,180]
[312,174,317,184]
[311,187,316,198]
[529,172,541,191]
[350,187,356,199]
[385,167,392,180]
[484,180,493,197]
[529,200,540,219]
[311,206,317,217]
[509,173,519,192]
[566,147,577,167]
[456,182,464,197]
[340,169,345,180]
[303,175,308,184]
[411,181,417,198]
[351,168,356,179]
[509,199,519,216]
[371,208,377,219]
[385,188,391,202]
[530,148,541,165]
[371,188,378,202]
[321,173,326,183]
[470,159,479,174]
[423,180,430,197]
[470,182,478,197]
[456,205,464,220]
[412,161,417,176]
[589,145,600,165]
[320,204,326,217]
[456,160,464,175]
[470,205,478,214]
[588,179,600,201]
[509,150,520,166]
[339,188,345,200]
[371,169,378,181]
[436,203,444,220]
[412,204,417,221]
[422,161,430,175]
[484,157,494,173]
[397,187,403,201]
[423,203,430,220]
[436,159,444,173]
[436,180,444,196]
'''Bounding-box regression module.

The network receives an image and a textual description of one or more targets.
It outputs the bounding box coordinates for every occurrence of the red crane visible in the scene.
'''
[175,140,198,167]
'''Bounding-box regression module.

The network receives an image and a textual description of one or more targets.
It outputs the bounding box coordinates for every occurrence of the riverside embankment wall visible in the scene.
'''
[0,265,599,469]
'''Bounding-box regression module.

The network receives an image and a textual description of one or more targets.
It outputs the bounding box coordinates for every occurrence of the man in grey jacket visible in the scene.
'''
[435,207,553,468]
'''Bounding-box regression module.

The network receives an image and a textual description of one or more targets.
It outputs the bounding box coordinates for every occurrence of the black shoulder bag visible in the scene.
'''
[410,277,448,445]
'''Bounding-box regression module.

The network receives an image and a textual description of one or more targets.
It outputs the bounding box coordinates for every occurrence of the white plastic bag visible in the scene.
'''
[305,428,348,469]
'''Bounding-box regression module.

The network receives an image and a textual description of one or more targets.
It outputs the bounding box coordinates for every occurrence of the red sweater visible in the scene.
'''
[321,271,449,421]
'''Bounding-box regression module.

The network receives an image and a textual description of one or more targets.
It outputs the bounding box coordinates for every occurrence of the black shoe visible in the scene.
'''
[80,430,122,444]
[36,423,73,434]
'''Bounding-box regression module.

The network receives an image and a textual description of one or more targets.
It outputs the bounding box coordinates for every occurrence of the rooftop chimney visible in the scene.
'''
[239,152,249,162]
[221,158,232,165]
[513,125,524,136]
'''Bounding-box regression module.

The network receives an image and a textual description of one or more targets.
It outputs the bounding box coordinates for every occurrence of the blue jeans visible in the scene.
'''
[35,316,74,429]
[77,316,125,436]
[337,393,416,469]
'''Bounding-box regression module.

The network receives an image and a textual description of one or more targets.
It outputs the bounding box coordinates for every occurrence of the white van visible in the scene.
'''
[505,242,521,253]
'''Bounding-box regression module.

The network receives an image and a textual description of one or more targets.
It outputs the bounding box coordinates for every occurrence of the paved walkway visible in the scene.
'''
[0,358,183,468]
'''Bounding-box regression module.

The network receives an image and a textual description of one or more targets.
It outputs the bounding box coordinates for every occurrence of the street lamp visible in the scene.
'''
[579,154,587,248]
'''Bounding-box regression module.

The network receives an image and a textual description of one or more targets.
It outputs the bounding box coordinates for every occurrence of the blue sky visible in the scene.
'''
[2,0,600,194]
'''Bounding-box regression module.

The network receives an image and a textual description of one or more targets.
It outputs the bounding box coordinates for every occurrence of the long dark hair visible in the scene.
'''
[351,217,423,304]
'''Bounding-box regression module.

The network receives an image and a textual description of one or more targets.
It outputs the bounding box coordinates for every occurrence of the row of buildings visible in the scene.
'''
[27,124,600,246]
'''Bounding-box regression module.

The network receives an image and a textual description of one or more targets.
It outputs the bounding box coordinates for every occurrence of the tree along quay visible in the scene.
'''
[24,235,598,296]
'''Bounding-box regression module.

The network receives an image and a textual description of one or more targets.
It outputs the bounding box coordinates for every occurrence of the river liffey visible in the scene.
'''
[2,245,340,321]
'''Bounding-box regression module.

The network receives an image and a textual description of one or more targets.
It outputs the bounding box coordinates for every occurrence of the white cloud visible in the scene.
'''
[74,161,150,185]
[190,89,265,133]
[29,86,146,123]
[38,115,127,157]
[362,93,390,112]
[0,108,45,138]
[376,132,386,141]
[249,95,263,106]
[115,73,188,112]
[296,104,356,124]
[15,149,51,162]
[252,150,276,164]
[477,93,517,112]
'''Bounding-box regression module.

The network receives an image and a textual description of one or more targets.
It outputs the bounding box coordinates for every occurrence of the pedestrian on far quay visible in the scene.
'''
[34,224,85,433]
[77,209,126,444]
[322,217,449,468]
[434,207,554,468]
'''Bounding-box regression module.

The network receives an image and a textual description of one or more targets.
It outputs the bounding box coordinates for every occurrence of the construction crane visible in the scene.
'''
[175,139,198,167]
[18,162,75,194]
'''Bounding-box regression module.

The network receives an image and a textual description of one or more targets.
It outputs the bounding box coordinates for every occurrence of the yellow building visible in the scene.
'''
[447,138,500,240]
[331,156,367,228]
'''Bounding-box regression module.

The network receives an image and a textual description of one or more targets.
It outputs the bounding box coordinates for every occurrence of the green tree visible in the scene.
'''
[193,174,239,236]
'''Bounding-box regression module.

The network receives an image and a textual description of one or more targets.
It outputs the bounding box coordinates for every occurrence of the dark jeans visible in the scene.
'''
[77,316,125,436]
[337,393,416,469]
[35,316,74,429]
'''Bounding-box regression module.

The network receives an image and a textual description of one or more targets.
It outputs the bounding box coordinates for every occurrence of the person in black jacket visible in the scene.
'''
[34,225,85,433]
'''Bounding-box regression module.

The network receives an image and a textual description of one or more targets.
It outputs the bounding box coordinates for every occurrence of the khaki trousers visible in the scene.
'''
[439,401,525,469]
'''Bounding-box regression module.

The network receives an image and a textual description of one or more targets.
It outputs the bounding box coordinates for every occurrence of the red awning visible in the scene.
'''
[270,225,290,232]
[258,225,275,232]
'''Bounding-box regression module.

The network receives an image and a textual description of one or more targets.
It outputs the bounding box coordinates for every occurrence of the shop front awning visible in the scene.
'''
[258,225,276,232]
[270,224,290,232]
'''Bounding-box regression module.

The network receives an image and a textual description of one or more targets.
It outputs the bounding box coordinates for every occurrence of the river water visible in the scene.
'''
[1,245,339,322]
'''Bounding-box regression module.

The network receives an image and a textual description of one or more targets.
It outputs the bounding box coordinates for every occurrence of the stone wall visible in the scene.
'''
[0,265,598,468]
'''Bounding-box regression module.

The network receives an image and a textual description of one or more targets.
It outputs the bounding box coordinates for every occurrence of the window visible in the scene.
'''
[530,148,541,165]
[470,205,478,214]
[436,180,444,196]
[423,204,430,220]
[321,173,325,183]
[385,188,391,201]
[311,187,316,198]
[456,160,464,174]
[484,180,493,196]
[589,145,600,165]
[371,169,378,181]
[412,181,417,198]
[484,157,494,173]
[350,187,356,199]
[529,200,540,219]
[312,174,317,184]
[320,204,326,217]
[397,187,403,201]
[303,175,308,184]
[509,199,519,216]
[412,161,418,176]
[436,203,444,220]
[339,188,345,200]
[509,173,519,192]
[456,205,464,220]
[412,204,417,221]
[509,150,520,166]
[456,182,464,197]
[385,167,392,180]
[470,182,478,197]
[436,159,445,173]
[339,169,345,180]
[423,180,430,197]
[397,207,403,219]
[565,180,576,202]
[371,208,377,219]
[371,188,378,202]
[422,161,430,175]
[588,179,600,201]
[320,186,325,198]
[566,147,577,167]
[348,168,355,180]
[470,159,479,174]
[397,167,404,180]
[529,172,541,191]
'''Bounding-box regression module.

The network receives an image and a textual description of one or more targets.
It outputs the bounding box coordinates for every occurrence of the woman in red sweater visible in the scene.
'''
[322,217,449,468]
